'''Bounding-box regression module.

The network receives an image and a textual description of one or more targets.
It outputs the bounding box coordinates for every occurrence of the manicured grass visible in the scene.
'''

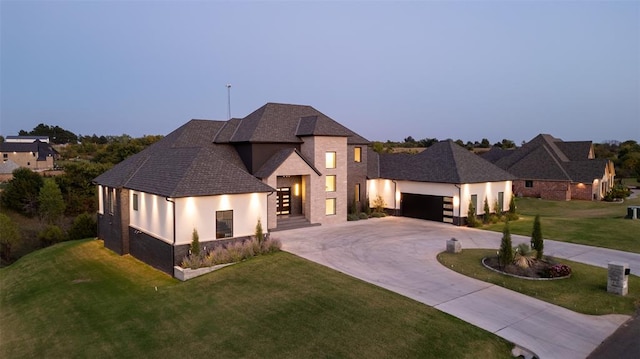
[1,240,512,359]
[484,196,640,253]
[438,249,640,315]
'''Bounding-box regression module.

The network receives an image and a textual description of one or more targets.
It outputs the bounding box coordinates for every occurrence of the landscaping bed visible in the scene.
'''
[482,256,571,280]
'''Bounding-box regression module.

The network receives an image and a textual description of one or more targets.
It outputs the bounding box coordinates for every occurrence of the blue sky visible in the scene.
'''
[1,0,638,144]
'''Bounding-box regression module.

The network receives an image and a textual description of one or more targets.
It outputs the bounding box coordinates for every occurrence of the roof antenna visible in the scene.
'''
[226,84,232,120]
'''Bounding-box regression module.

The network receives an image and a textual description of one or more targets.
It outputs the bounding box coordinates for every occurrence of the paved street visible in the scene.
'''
[276,217,638,359]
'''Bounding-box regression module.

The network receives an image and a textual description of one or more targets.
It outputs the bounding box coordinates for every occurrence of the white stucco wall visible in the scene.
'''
[98,185,104,215]
[367,179,513,219]
[129,191,268,245]
[129,191,174,243]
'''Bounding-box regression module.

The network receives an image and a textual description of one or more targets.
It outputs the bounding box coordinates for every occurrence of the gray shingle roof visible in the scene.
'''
[494,134,605,183]
[0,140,58,161]
[253,148,321,178]
[94,120,274,197]
[228,103,369,145]
[379,140,515,184]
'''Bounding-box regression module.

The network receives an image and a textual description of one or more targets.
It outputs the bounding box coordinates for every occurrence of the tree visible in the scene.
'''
[531,215,544,259]
[55,162,112,215]
[0,213,21,261]
[1,168,44,216]
[482,197,490,224]
[20,123,78,144]
[479,138,491,148]
[190,228,200,256]
[507,194,518,220]
[68,213,97,240]
[38,225,66,246]
[467,200,478,227]
[499,222,514,267]
[255,219,264,244]
[38,179,66,224]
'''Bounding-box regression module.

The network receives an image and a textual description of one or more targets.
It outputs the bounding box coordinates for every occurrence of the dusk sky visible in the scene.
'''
[1,1,638,144]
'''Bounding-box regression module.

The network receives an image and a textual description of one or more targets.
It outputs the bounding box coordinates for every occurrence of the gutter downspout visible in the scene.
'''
[454,184,461,226]
[392,180,397,216]
[267,191,274,231]
[165,197,176,271]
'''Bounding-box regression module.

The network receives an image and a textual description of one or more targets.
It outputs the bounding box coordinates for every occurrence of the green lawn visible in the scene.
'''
[484,196,640,253]
[438,249,640,315]
[1,240,512,359]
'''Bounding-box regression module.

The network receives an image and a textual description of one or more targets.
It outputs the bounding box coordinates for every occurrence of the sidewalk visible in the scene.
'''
[277,217,638,359]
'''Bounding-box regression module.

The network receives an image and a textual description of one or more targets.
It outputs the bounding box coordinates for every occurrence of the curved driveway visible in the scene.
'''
[277,217,638,359]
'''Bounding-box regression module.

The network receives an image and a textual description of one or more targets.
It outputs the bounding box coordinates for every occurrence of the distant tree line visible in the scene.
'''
[372,136,516,153]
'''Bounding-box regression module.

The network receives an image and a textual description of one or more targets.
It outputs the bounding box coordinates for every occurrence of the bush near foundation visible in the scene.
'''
[181,237,281,269]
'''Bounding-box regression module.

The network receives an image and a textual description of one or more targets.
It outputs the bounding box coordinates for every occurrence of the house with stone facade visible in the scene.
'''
[368,140,515,225]
[94,103,369,274]
[0,136,58,172]
[482,134,615,200]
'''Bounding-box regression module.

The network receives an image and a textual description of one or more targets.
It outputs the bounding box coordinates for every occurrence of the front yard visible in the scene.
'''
[484,195,640,253]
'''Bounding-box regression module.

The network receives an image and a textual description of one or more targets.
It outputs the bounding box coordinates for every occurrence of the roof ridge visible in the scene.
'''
[448,140,464,184]
[541,145,572,180]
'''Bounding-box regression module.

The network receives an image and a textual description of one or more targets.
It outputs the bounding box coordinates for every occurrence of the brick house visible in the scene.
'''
[94,103,369,274]
[483,134,615,200]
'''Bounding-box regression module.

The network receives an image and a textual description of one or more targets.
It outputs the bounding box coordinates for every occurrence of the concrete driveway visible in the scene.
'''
[276,216,637,359]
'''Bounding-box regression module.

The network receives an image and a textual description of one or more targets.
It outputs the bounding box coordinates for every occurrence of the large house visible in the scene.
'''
[94,103,369,274]
[95,103,517,275]
[0,136,58,172]
[482,134,615,200]
[368,140,515,225]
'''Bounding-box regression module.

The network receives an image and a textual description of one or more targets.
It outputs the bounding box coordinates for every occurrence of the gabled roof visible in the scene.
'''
[494,134,606,182]
[378,140,515,184]
[480,146,514,163]
[0,140,58,160]
[94,120,274,197]
[253,148,321,178]
[0,159,20,174]
[226,103,369,145]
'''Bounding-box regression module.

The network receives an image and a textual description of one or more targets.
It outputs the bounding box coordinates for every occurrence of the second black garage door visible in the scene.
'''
[400,193,447,222]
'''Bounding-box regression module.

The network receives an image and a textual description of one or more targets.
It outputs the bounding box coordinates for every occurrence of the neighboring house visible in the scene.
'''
[368,140,515,225]
[483,134,615,201]
[94,103,369,274]
[0,137,58,171]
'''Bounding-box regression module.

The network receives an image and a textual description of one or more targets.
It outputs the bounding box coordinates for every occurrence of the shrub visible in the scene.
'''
[358,212,369,220]
[0,213,21,261]
[488,214,500,224]
[38,225,66,246]
[181,237,282,269]
[493,199,501,216]
[1,168,44,217]
[371,211,386,218]
[531,214,544,259]
[372,195,386,214]
[467,200,479,227]
[498,222,514,267]
[190,228,200,256]
[347,213,360,221]
[362,196,372,215]
[261,237,282,253]
[547,264,572,278]
[514,243,534,269]
[604,184,631,201]
[349,197,359,215]
[38,179,66,224]
[68,212,97,240]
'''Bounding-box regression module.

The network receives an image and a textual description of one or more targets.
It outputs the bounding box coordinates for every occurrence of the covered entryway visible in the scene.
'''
[400,193,451,223]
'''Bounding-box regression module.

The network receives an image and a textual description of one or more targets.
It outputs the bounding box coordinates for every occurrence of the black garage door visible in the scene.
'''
[401,193,448,222]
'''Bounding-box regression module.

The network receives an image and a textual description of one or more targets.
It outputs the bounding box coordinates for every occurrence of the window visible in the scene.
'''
[525,180,533,188]
[326,175,336,192]
[354,147,362,163]
[325,151,336,169]
[498,192,504,213]
[355,183,361,202]
[132,193,138,211]
[106,188,115,215]
[2,154,7,159]
[326,198,336,215]
[470,194,478,211]
[216,210,233,239]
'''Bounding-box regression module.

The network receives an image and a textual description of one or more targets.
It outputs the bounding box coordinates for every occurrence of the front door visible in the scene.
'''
[276,187,291,215]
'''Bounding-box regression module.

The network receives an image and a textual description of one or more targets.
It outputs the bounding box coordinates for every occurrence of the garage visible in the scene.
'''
[400,193,449,222]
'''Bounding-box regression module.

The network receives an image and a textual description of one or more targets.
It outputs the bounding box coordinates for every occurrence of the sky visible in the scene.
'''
[1,1,638,144]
